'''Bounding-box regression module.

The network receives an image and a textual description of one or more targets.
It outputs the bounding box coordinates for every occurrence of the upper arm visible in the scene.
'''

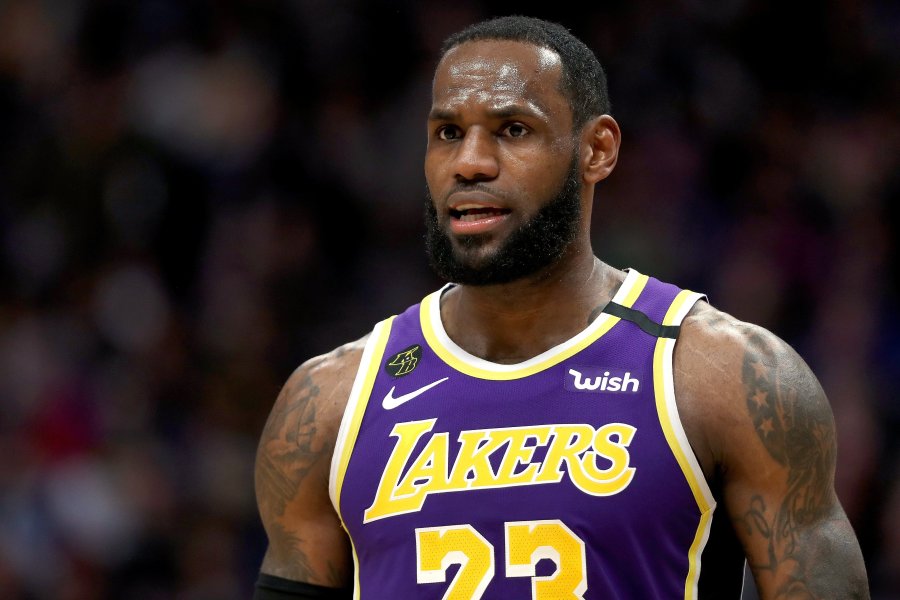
[254,339,366,587]
[676,306,870,599]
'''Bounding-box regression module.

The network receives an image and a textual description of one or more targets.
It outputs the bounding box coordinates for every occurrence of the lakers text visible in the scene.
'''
[364,418,636,522]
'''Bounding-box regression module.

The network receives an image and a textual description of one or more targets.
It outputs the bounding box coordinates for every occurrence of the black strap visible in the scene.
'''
[602,301,681,339]
[254,573,351,599]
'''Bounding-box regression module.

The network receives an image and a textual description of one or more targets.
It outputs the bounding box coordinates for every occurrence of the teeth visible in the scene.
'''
[459,209,503,222]
[450,204,508,221]
[455,203,488,212]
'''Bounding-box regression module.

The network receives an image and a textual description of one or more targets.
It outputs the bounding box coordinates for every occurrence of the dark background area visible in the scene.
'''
[0,0,897,598]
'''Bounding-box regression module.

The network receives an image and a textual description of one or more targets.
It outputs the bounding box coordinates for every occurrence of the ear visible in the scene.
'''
[581,115,621,184]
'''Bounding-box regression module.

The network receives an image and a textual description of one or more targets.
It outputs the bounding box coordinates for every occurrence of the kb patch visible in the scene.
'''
[385,344,421,377]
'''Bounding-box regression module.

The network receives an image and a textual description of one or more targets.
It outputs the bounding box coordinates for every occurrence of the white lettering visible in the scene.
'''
[567,368,640,394]
[621,372,640,392]
[568,369,602,390]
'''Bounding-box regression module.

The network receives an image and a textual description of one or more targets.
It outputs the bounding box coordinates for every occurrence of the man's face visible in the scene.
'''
[424,40,583,285]
[425,154,581,285]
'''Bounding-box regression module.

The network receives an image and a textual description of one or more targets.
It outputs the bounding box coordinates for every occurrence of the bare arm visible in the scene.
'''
[733,328,870,598]
[255,338,367,587]
[676,304,869,599]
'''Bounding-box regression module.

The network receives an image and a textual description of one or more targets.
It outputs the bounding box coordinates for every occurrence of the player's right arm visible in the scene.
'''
[254,338,367,597]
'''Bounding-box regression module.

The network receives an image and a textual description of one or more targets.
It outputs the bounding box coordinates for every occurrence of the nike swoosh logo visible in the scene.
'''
[382,377,449,410]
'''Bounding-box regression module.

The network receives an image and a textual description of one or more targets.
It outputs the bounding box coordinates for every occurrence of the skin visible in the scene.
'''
[255,39,870,598]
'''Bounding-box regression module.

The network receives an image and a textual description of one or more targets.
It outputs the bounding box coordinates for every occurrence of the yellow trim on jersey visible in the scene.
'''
[329,316,395,522]
[419,272,649,380]
[685,507,714,600]
[351,544,361,600]
[655,289,711,511]
[652,288,715,600]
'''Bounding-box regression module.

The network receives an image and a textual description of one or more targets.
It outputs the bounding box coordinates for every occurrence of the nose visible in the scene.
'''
[453,127,499,183]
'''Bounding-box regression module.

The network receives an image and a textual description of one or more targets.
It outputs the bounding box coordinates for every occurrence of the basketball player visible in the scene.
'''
[253,16,870,599]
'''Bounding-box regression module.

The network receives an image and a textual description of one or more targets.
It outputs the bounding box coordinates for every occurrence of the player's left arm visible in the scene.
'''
[677,306,870,599]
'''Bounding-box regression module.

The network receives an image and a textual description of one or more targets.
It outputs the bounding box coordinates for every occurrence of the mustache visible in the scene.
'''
[441,181,512,203]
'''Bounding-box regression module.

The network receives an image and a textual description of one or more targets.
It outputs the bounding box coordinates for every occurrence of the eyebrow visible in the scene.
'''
[428,103,550,122]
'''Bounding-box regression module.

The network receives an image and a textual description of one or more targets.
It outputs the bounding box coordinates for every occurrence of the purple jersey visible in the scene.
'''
[329,270,746,599]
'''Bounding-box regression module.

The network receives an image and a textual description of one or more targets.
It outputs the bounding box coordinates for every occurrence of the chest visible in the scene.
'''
[336,332,707,599]
[342,320,698,528]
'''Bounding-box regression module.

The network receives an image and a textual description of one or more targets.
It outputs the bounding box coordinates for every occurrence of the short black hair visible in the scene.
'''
[439,15,611,130]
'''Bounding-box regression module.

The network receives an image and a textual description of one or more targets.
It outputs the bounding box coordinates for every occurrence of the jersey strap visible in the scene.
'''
[419,269,650,380]
[601,301,682,338]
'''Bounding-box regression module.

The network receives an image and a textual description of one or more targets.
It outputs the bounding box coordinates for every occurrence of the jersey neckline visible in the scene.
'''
[419,269,648,380]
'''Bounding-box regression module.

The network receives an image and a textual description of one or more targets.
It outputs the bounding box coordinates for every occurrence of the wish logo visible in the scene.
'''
[566,367,641,393]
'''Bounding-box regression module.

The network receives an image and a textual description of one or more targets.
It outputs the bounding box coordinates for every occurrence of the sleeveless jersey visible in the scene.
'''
[329,270,746,599]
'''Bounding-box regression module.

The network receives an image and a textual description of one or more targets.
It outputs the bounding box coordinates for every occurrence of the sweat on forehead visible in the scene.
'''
[438,40,561,79]
[433,40,565,105]
[437,16,612,127]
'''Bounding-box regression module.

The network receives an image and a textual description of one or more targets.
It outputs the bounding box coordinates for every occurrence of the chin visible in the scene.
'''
[451,237,502,263]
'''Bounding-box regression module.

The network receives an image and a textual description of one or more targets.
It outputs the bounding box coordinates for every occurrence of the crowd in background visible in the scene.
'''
[0,0,897,597]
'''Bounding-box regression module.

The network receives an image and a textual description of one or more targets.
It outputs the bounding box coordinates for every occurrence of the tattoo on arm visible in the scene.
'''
[261,520,347,587]
[742,332,834,519]
[257,369,323,517]
[256,366,341,583]
[739,332,868,598]
[264,521,315,576]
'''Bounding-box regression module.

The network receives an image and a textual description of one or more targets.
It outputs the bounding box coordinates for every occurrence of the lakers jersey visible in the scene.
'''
[329,270,746,599]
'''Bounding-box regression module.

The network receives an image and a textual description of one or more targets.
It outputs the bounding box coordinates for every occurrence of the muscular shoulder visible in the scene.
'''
[254,335,369,584]
[674,305,868,597]
[280,337,369,434]
[673,301,834,479]
[255,335,368,530]
[259,335,369,472]
[674,300,804,400]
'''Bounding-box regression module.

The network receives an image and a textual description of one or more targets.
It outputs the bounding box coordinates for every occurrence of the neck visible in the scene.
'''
[439,245,624,364]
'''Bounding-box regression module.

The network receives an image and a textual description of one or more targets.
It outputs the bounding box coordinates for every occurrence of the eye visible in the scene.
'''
[437,125,462,141]
[502,123,529,138]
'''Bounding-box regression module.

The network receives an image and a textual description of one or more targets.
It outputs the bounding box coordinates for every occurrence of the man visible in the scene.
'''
[253,15,869,599]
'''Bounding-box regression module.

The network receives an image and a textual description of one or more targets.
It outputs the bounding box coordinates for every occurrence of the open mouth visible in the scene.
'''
[449,205,512,222]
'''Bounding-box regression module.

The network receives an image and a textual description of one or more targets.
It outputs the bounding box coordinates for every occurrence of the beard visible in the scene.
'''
[424,155,582,286]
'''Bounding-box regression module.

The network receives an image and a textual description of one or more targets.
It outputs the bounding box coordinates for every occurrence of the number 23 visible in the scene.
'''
[415,520,587,599]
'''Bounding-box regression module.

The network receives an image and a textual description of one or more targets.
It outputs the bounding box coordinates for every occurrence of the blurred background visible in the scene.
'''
[0,0,896,598]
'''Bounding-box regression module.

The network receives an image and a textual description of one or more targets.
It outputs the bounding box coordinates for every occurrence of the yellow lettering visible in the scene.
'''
[494,427,551,486]
[394,432,450,497]
[365,421,637,522]
[534,425,595,484]
[570,423,636,496]
[447,429,504,488]
[364,419,437,522]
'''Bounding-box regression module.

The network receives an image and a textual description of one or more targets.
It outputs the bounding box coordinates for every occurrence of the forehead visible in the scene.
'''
[431,40,566,115]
